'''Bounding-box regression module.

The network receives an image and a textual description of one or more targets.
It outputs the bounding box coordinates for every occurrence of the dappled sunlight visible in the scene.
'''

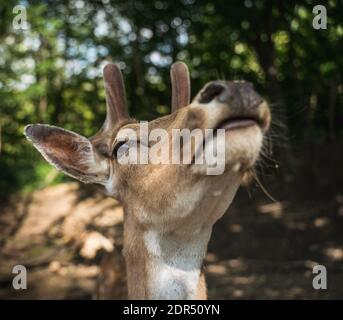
[206,264,227,276]
[0,0,342,300]
[2,176,343,299]
[80,232,114,260]
[227,258,246,271]
[0,183,125,299]
[232,289,244,298]
[228,224,243,233]
[313,217,330,228]
[205,184,343,299]
[258,202,284,219]
[232,276,256,286]
[285,221,307,231]
[289,287,304,297]
[324,247,343,262]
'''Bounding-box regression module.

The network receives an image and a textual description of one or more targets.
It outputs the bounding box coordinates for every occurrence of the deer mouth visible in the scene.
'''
[217,116,260,131]
[215,104,270,133]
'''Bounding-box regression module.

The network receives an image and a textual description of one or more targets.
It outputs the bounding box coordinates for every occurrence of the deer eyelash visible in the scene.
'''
[112,140,141,158]
[112,140,128,158]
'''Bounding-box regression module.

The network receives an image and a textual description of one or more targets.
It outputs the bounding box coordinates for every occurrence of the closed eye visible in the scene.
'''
[112,139,141,158]
[112,140,128,158]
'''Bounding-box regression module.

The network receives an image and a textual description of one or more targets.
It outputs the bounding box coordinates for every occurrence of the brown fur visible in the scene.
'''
[25,63,271,300]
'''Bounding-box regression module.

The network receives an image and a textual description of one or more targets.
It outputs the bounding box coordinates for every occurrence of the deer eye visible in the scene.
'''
[112,139,139,158]
[112,140,128,158]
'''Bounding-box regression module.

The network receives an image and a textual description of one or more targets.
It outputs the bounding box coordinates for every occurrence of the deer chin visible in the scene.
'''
[225,124,263,172]
[190,125,263,177]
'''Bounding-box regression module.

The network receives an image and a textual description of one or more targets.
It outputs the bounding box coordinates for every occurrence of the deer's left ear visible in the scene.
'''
[24,124,110,184]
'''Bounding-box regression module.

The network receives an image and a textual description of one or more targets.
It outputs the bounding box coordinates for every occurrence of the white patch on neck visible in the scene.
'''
[144,230,162,257]
[149,260,200,300]
[144,228,211,300]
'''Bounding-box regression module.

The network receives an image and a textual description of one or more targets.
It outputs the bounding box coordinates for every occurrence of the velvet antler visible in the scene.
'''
[170,62,191,112]
[90,63,132,155]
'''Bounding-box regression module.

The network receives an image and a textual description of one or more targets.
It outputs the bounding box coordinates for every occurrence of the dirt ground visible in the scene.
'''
[0,178,343,299]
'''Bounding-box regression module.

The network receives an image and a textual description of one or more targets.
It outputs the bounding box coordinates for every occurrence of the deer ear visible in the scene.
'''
[24,124,109,185]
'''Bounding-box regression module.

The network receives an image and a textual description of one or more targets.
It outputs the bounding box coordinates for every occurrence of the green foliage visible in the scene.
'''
[0,0,342,197]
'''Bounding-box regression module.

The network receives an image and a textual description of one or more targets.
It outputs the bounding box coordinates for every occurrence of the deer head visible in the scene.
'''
[24,62,271,299]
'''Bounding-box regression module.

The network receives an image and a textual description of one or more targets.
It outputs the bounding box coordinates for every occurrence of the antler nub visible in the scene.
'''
[90,63,131,155]
[103,63,130,126]
[170,62,191,112]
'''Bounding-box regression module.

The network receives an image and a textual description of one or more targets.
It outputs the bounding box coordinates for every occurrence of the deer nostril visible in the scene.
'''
[198,82,226,104]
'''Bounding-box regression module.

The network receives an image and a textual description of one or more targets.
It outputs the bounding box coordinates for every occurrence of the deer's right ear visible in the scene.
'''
[24,124,110,185]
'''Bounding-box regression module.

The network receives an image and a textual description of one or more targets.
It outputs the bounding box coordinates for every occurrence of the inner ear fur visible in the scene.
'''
[24,124,109,184]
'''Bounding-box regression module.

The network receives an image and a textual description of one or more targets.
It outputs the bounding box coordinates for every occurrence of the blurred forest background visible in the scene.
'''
[0,0,343,299]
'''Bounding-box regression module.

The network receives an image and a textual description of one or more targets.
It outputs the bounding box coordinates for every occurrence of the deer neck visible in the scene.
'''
[122,173,241,299]
[123,213,211,299]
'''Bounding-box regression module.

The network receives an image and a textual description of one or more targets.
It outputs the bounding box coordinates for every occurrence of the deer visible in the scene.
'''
[24,61,271,300]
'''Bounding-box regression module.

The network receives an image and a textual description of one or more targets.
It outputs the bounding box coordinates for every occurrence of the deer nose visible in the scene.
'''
[199,81,263,111]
